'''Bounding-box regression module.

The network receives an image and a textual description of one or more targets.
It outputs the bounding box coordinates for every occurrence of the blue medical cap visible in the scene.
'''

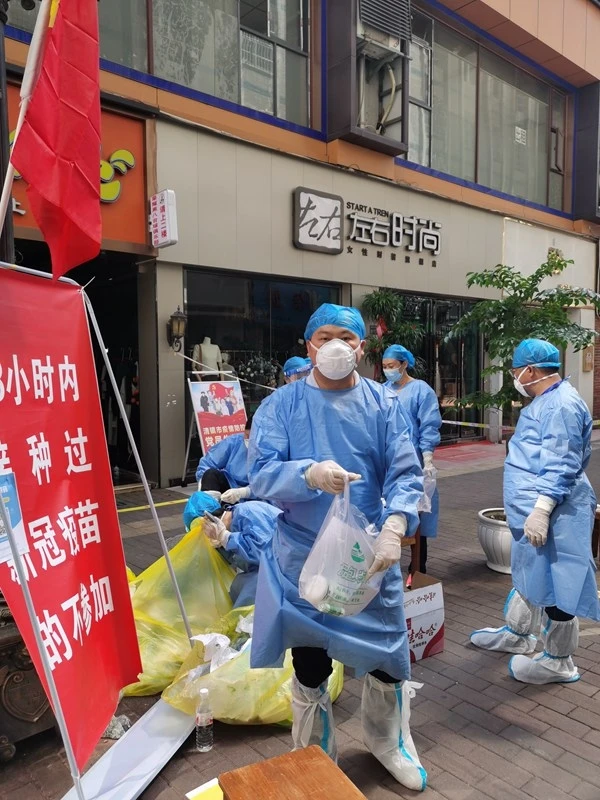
[383,344,416,369]
[183,491,221,531]
[283,356,312,377]
[512,339,561,369]
[304,303,367,341]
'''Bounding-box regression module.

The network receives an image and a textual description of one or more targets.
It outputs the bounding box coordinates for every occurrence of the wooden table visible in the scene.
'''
[218,745,367,800]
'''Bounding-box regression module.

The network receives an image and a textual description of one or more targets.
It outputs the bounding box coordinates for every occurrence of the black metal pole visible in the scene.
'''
[0,0,15,264]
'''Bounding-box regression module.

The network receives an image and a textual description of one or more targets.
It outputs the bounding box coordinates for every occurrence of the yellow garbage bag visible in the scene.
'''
[162,606,344,726]
[124,521,235,696]
[126,567,136,582]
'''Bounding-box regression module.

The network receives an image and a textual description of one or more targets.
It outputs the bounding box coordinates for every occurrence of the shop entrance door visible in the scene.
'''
[401,294,482,444]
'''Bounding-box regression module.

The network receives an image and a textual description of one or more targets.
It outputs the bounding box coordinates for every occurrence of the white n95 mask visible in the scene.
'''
[513,367,560,397]
[313,339,360,380]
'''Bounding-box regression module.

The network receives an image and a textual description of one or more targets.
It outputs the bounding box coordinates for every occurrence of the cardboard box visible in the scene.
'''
[403,572,444,663]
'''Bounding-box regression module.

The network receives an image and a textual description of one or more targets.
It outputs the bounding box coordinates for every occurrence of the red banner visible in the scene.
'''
[0,270,141,770]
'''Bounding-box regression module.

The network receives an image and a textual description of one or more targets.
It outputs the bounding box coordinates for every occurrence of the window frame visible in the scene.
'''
[406,9,569,211]
[239,0,311,123]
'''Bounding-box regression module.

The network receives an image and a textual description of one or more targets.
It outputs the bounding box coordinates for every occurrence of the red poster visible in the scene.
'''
[0,270,141,770]
[188,380,247,454]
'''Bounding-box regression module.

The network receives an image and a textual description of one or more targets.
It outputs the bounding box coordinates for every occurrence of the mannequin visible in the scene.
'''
[192,337,222,378]
[221,352,237,380]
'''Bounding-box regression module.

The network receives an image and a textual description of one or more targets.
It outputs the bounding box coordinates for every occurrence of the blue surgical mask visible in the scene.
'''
[384,368,403,383]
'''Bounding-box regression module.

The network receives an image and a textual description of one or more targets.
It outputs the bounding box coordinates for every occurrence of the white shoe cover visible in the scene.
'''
[470,626,537,654]
[291,676,337,761]
[509,617,580,685]
[362,675,427,792]
[471,589,540,654]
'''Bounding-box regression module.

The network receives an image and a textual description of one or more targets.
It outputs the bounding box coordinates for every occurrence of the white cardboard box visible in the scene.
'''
[403,572,445,663]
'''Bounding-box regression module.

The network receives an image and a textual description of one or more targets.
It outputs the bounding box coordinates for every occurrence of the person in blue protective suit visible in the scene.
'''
[195,419,252,505]
[283,356,313,384]
[183,491,280,607]
[248,302,427,791]
[382,344,442,578]
[203,500,281,607]
[471,338,600,685]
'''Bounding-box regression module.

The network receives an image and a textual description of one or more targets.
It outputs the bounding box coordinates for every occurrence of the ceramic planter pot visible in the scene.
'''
[477,508,512,574]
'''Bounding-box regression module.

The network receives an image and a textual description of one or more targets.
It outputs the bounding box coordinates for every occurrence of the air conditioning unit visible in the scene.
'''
[356,0,410,60]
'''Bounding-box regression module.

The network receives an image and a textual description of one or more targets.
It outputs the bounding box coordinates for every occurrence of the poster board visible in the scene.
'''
[188,380,247,455]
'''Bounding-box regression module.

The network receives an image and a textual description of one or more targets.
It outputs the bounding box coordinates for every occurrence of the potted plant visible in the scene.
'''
[361,289,424,381]
[448,249,600,573]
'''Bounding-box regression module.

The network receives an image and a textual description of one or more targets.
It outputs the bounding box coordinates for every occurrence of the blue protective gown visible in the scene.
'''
[222,501,281,608]
[504,380,600,620]
[248,377,424,679]
[386,379,442,538]
[195,434,249,489]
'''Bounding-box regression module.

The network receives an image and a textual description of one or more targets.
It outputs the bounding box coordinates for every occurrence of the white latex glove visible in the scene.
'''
[203,514,230,548]
[524,496,556,547]
[305,460,361,495]
[221,486,251,504]
[422,451,435,475]
[366,514,408,580]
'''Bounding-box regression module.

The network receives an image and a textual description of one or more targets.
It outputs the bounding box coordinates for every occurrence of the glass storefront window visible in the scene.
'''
[404,13,568,209]
[478,50,549,207]
[99,0,149,72]
[7,1,149,72]
[183,270,340,473]
[241,31,275,115]
[153,0,240,103]
[431,25,477,182]
[398,293,482,443]
[152,0,309,126]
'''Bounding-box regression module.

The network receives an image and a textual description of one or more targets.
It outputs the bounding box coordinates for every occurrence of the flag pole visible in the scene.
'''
[0,491,87,800]
[83,291,194,643]
[0,0,51,242]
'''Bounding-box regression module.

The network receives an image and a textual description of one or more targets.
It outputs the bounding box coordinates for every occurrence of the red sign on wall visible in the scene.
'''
[0,269,141,770]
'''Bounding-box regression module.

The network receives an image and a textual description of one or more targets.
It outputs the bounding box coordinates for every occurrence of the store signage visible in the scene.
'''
[8,84,149,248]
[292,188,442,257]
[0,269,141,770]
[11,130,136,206]
[293,187,344,254]
[149,189,179,249]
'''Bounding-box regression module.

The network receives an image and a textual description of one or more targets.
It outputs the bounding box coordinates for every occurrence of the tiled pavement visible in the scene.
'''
[3,445,600,799]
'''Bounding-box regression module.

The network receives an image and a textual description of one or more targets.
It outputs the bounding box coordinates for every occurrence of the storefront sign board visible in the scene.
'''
[292,187,442,258]
[8,84,149,247]
[188,380,247,455]
[150,189,179,248]
[0,269,141,770]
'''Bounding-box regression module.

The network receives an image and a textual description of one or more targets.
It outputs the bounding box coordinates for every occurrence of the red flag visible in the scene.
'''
[10,0,101,279]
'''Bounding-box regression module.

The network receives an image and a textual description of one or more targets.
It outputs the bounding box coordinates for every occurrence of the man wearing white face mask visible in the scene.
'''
[248,303,427,791]
[471,338,600,685]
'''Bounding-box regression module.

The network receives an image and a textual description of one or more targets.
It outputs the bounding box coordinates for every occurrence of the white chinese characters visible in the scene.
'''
[0,355,79,406]
[294,189,344,254]
[348,211,441,255]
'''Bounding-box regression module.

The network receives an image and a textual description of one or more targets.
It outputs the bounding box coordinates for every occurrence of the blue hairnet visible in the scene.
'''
[283,356,312,377]
[183,491,221,531]
[512,339,561,369]
[383,344,416,369]
[304,303,367,341]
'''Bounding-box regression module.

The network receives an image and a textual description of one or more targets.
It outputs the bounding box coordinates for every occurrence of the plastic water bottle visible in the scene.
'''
[195,688,214,752]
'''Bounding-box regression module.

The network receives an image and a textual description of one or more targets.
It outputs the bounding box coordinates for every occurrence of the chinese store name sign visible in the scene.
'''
[0,270,141,771]
[292,188,442,258]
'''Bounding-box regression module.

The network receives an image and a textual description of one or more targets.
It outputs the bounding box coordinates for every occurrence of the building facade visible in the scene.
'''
[5,0,600,487]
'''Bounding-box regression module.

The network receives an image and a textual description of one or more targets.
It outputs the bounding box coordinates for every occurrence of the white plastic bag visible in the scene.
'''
[417,467,437,514]
[299,481,384,617]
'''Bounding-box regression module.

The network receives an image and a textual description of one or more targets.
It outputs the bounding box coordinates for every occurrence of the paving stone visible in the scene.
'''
[8,458,600,800]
